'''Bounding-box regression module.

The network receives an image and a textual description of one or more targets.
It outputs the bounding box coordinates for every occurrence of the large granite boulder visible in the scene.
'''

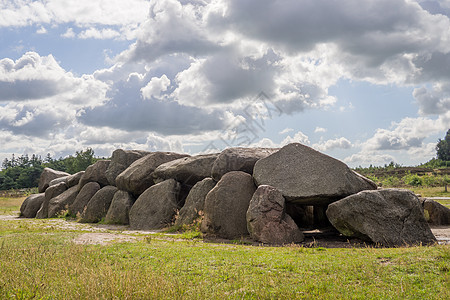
[79,186,118,223]
[36,182,68,218]
[67,171,85,187]
[47,186,79,218]
[253,143,377,205]
[105,149,150,186]
[423,198,450,225]
[174,178,216,227]
[129,179,181,230]
[49,176,69,187]
[201,171,256,239]
[20,193,45,218]
[211,147,277,181]
[48,171,84,189]
[153,154,219,187]
[326,189,436,246]
[38,168,70,193]
[78,160,111,191]
[116,152,189,196]
[104,190,135,225]
[247,185,304,244]
[69,182,101,217]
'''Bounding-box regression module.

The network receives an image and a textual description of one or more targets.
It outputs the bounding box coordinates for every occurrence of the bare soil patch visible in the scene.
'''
[73,232,137,245]
[1,214,449,247]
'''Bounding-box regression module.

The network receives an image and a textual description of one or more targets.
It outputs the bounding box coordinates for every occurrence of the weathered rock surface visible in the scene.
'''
[116,152,189,196]
[174,178,216,227]
[129,179,181,230]
[69,182,101,217]
[153,154,219,186]
[247,185,304,245]
[78,160,111,191]
[47,186,79,218]
[66,171,85,187]
[201,171,256,239]
[79,186,118,223]
[105,149,150,186]
[423,198,450,225]
[326,189,436,246]
[105,190,135,225]
[253,143,377,205]
[211,147,277,181]
[38,168,70,193]
[36,182,68,219]
[247,185,304,244]
[49,176,69,187]
[20,193,45,218]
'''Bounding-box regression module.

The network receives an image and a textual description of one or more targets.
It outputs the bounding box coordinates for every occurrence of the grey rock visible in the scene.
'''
[211,147,277,181]
[129,179,181,230]
[423,199,450,225]
[78,160,111,191]
[105,149,150,186]
[326,189,437,246]
[201,171,256,239]
[116,152,189,196]
[174,178,216,227]
[105,190,135,225]
[20,193,45,218]
[253,143,377,205]
[45,182,68,200]
[247,185,304,244]
[49,176,69,187]
[69,182,101,217]
[47,186,79,218]
[38,168,70,193]
[66,171,85,187]
[79,186,118,223]
[153,153,219,187]
[36,182,68,219]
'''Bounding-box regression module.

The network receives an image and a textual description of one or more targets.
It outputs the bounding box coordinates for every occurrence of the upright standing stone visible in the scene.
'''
[247,185,304,244]
[105,190,135,225]
[129,179,181,230]
[201,171,256,239]
[47,186,79,218]
[69,182,101,217]
[174,178,216,227]
[79,186,118,223]
[36,182,68,218]
[20,193,45,218]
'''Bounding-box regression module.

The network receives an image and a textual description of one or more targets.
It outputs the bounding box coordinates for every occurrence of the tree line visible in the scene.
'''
[0,148,101,190]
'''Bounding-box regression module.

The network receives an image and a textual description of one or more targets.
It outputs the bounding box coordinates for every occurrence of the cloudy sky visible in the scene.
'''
[1,0,449,167]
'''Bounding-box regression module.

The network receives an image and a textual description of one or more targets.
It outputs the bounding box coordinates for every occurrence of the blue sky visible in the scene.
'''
[0,0,449,168]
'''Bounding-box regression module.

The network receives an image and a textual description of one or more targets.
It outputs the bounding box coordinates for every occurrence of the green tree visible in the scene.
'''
[436,129,450,161]
[65,148,96,174]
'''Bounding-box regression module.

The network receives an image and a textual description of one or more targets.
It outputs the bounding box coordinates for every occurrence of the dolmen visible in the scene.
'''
[20,143,443,247]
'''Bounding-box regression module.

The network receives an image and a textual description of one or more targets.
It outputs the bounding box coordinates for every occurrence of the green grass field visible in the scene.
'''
[0,197,449,299]
[0,196,25,215]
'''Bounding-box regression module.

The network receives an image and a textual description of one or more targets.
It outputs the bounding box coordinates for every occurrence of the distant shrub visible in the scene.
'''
[422,175,439,187]
[403,173,423,187]
[382,176,401,187]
